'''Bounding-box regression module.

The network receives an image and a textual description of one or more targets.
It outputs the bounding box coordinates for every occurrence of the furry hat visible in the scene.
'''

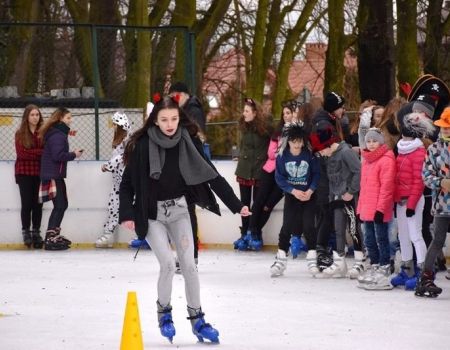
[111,112,130,131]
[278,121,307,155]
[309,120,340,152]
[323,92,345,113]
[397,103,435,138]
[412,94,435,119]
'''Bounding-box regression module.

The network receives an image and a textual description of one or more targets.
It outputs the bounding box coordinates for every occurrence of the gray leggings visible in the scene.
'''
[146,196,200,309]
[424,216,450,272]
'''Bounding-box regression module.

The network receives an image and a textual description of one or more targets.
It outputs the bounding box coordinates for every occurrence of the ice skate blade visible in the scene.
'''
[414,291,440,298]
[196,335,220,343]
[363,284,394,291]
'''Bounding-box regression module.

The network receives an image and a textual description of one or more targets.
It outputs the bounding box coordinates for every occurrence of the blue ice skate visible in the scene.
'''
[248,233,263,251]
[233,233,251,251]
[290,236,307,259]
[405,267,420,291]
[390,268,409,287]
[157,302,176,343]
[187,307,219,343]
[129,238,151,249]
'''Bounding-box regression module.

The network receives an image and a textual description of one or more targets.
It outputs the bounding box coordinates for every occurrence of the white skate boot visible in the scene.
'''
[348,250,365,279]
[95,233,114,248]
[306,250,319,276]
[322,251,347,278]
[363,264,393,290]
[270,249,288,277]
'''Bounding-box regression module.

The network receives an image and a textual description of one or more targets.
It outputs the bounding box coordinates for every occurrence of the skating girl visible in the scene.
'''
[39,108,83,250]
[119,95,250,343]
[416,107,450,297]
[233,97,270,250]
[96,112,131,248]
[357,128,396,290]
[270,122,320,276]
[15,105,44,248]
[391,107,435,290]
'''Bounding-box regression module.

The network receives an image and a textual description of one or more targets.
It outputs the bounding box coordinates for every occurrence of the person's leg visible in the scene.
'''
[239,184,252,235]
[248,171,272,234]
[316,204,332,249]
[364,222,379,264]
[407,196,427,265]
[421,189,433,247]
[166,198,200,309]
[16,176,33,231]
[301,199,317,249]
[374,222,390,266]
[47,179,68,230]
[423,216,449,272]
[396,204,414,262]
[278,193,298,254]
[30,176,43,231]
[187,203,199,259]
[333,206,347,257]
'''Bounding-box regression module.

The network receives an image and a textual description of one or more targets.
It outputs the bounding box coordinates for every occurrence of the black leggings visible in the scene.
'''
[248,170,283,238]
[16,175,43,230]
[315,203,333,249]
[47,179,68,230]
[239,184,259,235]
[278,193,317,253]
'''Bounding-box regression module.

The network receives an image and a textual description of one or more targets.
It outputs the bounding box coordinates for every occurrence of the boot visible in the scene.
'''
[187,306,219,343]
[270,249,288,277]
[95,233,114,248]
[55,227,71,245]
[306,250,319,276]
[233,228,251,251]
[157,301,176,343]
[363,264,393,290]
[357,264,380,287]
[44,229,70,251]
[316,246,333,271]
[348,250,365,279]
[290,236,307,259]
[22,229,32,248]
[322,251,347,278]
[391,260,414,288]
[405,264,422,291]
[31,229,43,249]
[248,232,263,251]
[415,271,442,297]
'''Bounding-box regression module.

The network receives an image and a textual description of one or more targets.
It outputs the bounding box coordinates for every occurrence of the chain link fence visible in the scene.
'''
[0,23,195,160]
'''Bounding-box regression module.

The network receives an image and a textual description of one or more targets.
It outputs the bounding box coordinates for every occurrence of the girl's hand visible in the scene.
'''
[101,164,107,172]
[121,220,135,231]
[240,206,252,217]
[342,192,353,201]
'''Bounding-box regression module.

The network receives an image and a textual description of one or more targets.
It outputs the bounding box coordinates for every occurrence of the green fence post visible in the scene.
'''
[91,25,100,160]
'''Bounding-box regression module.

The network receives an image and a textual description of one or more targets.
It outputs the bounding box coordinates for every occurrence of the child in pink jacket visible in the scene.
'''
[391,107,435,290]
[357,128,396,290]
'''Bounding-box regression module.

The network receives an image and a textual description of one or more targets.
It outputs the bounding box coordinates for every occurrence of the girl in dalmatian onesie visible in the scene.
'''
[95,112,131,248]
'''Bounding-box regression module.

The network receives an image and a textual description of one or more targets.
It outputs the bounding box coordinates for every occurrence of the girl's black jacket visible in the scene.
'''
[119,132,243,239]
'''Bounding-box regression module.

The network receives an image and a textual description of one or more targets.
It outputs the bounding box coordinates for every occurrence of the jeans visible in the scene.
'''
[364,221,390,266]
[47,179,68,230]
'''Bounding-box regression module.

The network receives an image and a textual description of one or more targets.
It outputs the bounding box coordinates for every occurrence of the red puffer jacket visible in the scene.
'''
[394,140,426,210]
[357,144,396,222]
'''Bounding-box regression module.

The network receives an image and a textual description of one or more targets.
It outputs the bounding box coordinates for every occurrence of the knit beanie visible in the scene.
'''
[168,81,190,94]
[309,120,340,152]
[365,128,385,145]
[323,92,345,113]
[412,94,435,119]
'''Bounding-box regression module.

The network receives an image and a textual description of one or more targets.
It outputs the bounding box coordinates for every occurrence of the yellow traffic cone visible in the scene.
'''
[120,291,143,350]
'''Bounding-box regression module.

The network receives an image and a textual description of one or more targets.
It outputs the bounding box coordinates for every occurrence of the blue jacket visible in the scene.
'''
[275,148,320,194]
[40,125,76,180]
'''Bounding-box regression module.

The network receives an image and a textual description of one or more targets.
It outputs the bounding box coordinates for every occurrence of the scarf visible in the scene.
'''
[397,138,424,155]
[147,126,217,185]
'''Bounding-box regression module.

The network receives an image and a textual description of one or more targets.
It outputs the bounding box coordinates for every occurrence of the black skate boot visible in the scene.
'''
[55,227,72,245]
[31,229,44,249]
[317,246,333,272]
[44,229,70,251]
[22,229,32,248]
[415,271,442,298]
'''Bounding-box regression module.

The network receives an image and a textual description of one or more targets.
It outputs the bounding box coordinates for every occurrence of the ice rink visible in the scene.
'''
[1,248,449,350]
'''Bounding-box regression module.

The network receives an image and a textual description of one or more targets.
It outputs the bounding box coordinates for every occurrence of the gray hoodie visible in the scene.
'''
[327,141,361,201]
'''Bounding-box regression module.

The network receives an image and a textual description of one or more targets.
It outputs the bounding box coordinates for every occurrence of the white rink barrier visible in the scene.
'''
[0,160,284,246]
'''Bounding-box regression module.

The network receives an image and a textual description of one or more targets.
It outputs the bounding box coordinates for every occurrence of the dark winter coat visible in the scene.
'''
[184,96,206,131]
[235,129,269,180]
[40,125,76,180]
[119,131,243,239]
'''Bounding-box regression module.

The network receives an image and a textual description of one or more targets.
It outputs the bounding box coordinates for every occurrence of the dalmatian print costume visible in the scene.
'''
[99,112,130,241]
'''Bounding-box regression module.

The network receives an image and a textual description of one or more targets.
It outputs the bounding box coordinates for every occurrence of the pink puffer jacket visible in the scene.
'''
[262,138,279,173]
[394,141,426,210]
[357,144,396,222]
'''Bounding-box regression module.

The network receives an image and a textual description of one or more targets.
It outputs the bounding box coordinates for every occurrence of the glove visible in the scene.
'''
[406,208,415,217]
[374,211,384,224]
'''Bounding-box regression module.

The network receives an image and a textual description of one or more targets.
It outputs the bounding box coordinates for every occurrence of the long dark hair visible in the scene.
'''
[15,104,44,148]
[124,95,199,164]
[238,98,269,136]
